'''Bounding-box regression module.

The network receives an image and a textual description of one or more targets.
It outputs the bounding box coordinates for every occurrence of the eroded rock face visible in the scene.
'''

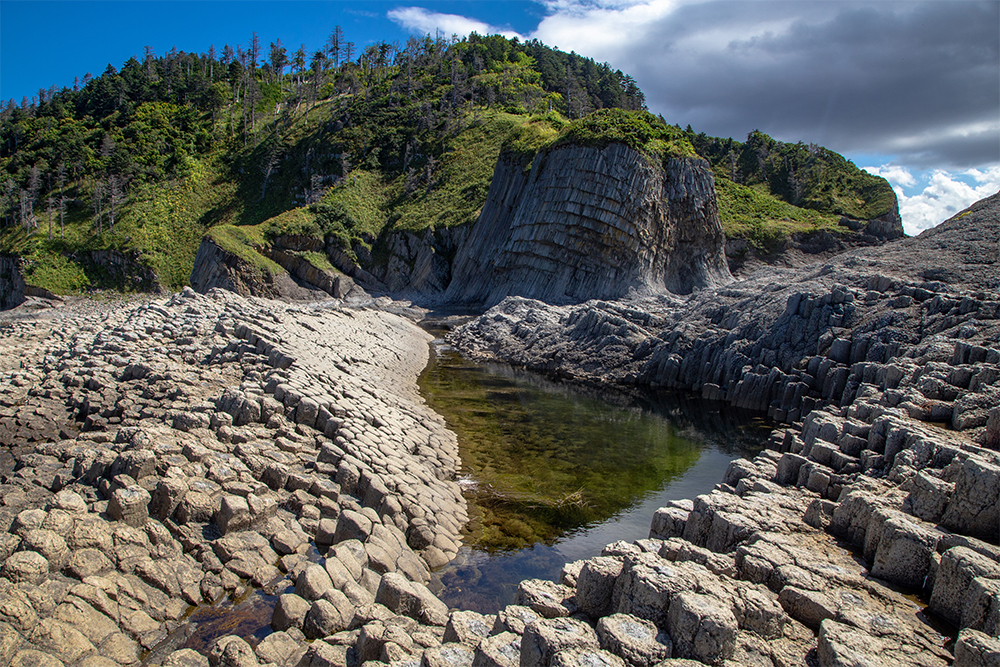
[0,255,27,310]
[445,144,730,307]
[189,238,282,299]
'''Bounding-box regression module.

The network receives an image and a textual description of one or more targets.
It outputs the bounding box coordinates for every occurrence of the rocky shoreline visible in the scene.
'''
[444,193,1000,664]
[0,288,470,667]
[0,192,998,667]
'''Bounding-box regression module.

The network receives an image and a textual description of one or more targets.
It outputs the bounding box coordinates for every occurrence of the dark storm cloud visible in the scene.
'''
[608,1,999,167]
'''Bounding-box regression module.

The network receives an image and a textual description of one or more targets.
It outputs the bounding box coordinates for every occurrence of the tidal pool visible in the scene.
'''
[418,327,771,613]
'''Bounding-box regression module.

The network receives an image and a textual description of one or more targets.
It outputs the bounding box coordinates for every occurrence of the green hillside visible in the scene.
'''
[0,31,895,295]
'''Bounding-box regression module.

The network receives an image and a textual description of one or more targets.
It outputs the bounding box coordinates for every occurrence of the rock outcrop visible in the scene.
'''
[445,144,731,307]
[190,237,370,303]
[4,191,998,667]
[0,255,26,310]
[452,192,1000,425]
[439,191,1000,666]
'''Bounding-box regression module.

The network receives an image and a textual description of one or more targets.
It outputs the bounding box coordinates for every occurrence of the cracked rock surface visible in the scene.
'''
[2,191,999,667]
[0,288,466,667]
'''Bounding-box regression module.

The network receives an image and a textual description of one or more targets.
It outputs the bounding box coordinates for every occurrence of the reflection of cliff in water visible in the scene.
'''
[474,355,771,454]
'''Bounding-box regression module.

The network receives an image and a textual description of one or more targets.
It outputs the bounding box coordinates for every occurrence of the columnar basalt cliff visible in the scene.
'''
[445,143,731,307]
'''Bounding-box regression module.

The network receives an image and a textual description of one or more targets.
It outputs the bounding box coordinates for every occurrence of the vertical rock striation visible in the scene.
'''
[0,255,27,310]
[445,143,731,307]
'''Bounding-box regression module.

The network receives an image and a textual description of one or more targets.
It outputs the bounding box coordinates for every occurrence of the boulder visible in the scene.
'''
[108,485,150,527]
[375,572,449,626]
[303,597,352,639]
[474,632,521,667]
[576,557,624,619]
[520,617,600,667]
[940,456,1000,539]
[930,547,1000,624]
[954,628,1000,667]
[296,565,335,601]
[272,593,311,631]
[444,610,493,648]
[2,551,49,585]
[817,619,885,667]
[665,592,737,665]
[596,613,672,667]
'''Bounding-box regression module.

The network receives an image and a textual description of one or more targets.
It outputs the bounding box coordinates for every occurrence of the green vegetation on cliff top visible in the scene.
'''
[1,31,895,294]
[549,108,696,160]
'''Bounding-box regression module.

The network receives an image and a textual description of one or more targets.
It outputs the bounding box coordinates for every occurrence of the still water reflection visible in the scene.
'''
[418,330,770,613]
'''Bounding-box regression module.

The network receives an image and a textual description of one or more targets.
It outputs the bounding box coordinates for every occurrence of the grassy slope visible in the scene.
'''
[4,154,236,292]
[2,103,895,295]
[206,109,562,278]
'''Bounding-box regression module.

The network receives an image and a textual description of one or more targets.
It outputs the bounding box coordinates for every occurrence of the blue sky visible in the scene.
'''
[2,0,998,234]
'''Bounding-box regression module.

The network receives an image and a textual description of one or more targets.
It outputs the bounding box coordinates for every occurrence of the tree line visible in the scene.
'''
[0,28,646,238]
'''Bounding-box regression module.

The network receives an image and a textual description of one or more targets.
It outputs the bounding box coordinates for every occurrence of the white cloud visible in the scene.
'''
[390,1,997,171]
[864,165,1000,236]
[387,7,523,40]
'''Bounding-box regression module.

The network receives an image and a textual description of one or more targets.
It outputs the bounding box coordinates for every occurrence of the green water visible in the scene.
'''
[418,329,770,611]
[420,339,705,551]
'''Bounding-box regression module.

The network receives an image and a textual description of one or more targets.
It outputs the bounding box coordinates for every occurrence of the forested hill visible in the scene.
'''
[0,30,894,296]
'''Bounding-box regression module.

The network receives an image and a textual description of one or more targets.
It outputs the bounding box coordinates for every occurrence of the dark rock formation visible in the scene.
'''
[375,226,470,296]
[0,255,26,310]
[190,237,368,302]
[190,238,282,298]
[451,192,1000,426]
[445,144,731,307]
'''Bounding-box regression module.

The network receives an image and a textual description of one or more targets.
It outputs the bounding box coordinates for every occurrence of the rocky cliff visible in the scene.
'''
[0,255,26,310]
[189,238,285,299]
[452,192,1000,424]
[442,191,1000,666]
[445,143,731,307]
[189,237,370,303]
